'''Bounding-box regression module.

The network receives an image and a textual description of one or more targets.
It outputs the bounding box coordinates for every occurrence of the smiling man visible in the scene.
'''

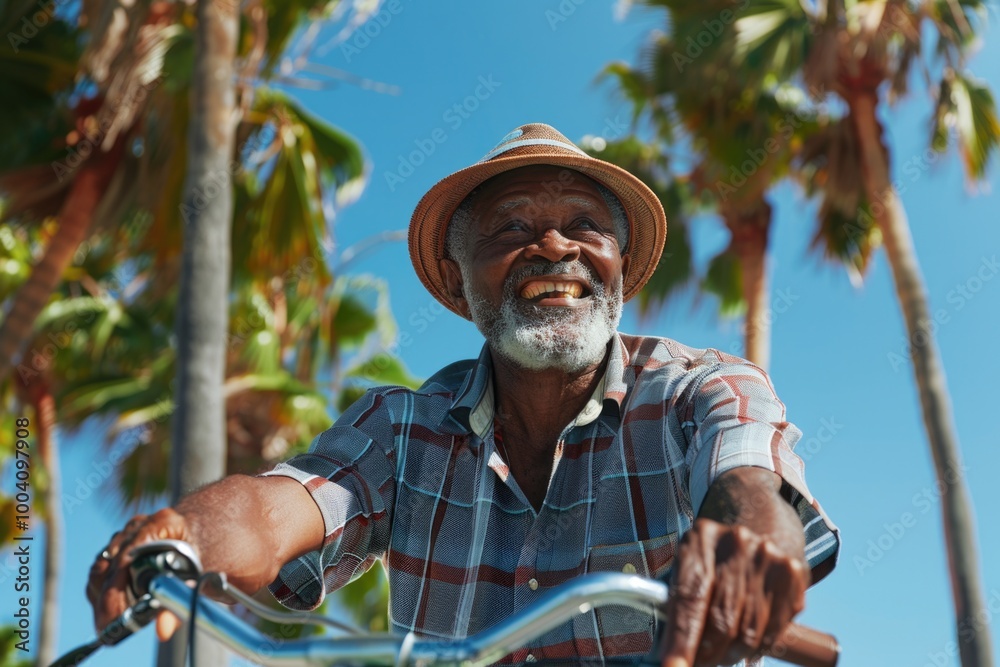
[88,124,839,666]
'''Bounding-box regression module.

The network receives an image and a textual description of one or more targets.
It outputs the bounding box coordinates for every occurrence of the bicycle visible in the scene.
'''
[52,540,840,667]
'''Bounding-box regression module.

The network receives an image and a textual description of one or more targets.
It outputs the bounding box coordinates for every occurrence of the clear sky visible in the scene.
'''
[5,2,1000,665]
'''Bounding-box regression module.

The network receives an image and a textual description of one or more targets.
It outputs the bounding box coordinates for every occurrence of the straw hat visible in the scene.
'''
[408,123,667,316]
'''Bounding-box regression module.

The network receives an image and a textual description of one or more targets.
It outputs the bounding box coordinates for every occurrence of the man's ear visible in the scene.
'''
[439,258,472,320]
[620,252,631,287]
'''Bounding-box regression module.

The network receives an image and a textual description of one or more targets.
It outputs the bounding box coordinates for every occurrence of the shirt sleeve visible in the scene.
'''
[259,389,397,610]
[680,357,840,583]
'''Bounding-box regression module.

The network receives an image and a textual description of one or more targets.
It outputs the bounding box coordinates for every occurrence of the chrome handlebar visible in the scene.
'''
[53,540,839,667]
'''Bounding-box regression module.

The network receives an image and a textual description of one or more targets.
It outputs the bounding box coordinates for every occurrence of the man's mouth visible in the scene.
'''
[518,279,591,303]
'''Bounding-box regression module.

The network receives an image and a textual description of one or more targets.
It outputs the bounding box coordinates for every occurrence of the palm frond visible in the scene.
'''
[932,70,1000,184]
[702,249,745,318]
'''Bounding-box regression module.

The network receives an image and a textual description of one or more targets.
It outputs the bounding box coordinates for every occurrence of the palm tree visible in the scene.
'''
[611,0,999,663]
[578,133,696,320]
[0,1,177,383]
[163,0,240,662]
[1,2,403,659]
[0,0,377,385]
[738,2,997,664]
[597,51,817,369]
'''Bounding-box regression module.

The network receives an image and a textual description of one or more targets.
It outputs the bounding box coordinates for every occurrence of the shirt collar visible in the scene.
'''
[445,334,631,443]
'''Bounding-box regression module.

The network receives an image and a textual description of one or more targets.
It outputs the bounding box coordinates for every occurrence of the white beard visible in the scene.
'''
[464,261,623,372]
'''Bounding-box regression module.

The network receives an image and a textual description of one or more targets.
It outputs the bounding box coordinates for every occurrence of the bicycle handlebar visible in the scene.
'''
[149,572,838,666]
[57,540,840,667]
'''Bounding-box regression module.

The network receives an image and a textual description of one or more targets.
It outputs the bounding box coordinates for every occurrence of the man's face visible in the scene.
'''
[441,165,631,372]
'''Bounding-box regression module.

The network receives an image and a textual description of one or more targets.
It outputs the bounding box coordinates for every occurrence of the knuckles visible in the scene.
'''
[671,521,808,663]
[707,605,740,642]
[88,509,190,631]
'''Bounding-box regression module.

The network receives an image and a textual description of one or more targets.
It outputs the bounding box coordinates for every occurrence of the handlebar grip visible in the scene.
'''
[765,622,840,667]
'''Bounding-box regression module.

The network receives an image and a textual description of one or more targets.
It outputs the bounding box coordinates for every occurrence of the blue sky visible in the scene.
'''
[4,2,1000,665]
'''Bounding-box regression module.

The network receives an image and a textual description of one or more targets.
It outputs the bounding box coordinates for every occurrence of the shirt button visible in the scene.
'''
[622,563,637,574]
[526,654,537,662]
[528,578,539,590]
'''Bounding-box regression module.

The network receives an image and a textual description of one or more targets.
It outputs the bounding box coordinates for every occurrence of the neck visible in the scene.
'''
[489,342,609,449]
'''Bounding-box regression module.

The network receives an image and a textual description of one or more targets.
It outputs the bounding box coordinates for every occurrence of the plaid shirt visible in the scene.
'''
[263,334,840,662]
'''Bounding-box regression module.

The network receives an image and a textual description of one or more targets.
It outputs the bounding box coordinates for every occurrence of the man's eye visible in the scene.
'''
[500,220,528,232]
[574,218,601,231]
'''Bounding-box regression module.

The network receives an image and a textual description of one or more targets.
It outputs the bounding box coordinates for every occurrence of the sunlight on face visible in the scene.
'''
[464,260,623,372]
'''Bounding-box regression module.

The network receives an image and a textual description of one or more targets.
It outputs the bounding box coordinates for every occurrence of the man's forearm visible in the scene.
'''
[174,474,325,593]
[698,467,806,566]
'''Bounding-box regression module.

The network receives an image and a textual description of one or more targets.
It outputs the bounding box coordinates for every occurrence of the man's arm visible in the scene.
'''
[86,475,324,634]
[660,467,810,667]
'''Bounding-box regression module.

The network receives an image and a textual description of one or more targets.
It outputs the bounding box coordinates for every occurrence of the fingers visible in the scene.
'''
[659,519,811,667]
[87,508,194,634]
[661,521,718,667]
[761,549,808,648]
[156,611,181,642]
[94,553,134,631]
[725,542,770,665]
[698,529,749,666]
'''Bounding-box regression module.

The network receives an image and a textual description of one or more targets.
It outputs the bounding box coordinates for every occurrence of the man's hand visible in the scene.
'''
[85,475,325,643]
[660,518,809,666]
[660,467,810,666]
[86,507,194,641]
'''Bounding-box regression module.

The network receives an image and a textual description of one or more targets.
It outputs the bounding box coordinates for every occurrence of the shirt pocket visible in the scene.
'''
[585,532,679,580]
[579,532,679,657]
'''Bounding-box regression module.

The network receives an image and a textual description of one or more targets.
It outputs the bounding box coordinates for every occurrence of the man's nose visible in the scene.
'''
[523,228,581,263]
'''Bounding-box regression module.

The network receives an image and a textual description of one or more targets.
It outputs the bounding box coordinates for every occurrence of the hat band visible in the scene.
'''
[480,137,589,162]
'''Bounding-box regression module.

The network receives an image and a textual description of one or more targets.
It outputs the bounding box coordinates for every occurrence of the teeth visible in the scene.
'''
[519,280,584,300]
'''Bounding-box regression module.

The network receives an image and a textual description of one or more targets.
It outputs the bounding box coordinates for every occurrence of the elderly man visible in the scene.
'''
[88,123,839,666]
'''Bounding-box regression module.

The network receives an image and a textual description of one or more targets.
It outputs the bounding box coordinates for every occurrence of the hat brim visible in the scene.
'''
[408,152,667,317]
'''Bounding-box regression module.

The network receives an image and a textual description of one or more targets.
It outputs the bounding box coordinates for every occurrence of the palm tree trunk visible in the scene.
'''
[25,378,61,666]
[850,92,994,667]
[725,200,773,370]
[0,153,118,384]
[158,0,239,665]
